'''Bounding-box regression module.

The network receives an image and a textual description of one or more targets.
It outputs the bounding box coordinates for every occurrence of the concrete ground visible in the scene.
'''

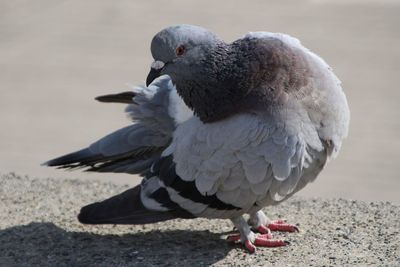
[1,174,399,266]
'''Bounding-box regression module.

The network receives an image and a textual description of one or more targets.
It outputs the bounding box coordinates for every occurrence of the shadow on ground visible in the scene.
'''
[0,222,232,266]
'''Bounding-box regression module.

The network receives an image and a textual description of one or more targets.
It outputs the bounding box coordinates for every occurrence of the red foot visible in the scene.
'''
[254,237,289,248]
[227,233,288,253]
[227,233,241,242]
[244,240,256,253]
[267,219,299,232]
[256,225,273,238]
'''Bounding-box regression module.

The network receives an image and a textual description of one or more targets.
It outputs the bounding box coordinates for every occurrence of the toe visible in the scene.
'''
[244,240,256,253]
[254,236,289,247]
[226,234,241,242]
[268,222,299,232]
[255,225,273,238]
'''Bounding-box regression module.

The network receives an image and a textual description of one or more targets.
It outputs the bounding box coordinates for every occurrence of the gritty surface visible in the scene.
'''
[0,173,399,267]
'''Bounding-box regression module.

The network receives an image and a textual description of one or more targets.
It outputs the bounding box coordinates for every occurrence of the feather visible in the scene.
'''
[95,91,136,104]
[44,77,176,174]
[78,185,193,225]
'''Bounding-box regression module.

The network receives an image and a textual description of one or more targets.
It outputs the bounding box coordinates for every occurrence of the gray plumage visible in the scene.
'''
[44,25,349,249]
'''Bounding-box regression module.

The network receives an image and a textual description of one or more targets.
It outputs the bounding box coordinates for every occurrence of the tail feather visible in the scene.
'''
[43,145,162,174]
[43,148,101,168]
[78,185,190,225]
[95,91,136,104]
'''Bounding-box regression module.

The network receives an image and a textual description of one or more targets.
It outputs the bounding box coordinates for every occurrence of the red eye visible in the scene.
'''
[175,45,185,56]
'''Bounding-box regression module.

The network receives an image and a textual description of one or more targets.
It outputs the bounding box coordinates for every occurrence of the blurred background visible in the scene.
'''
[0,0,399,203]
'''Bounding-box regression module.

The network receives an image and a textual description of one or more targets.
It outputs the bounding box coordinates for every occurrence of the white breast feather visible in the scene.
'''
[168,81,194,125]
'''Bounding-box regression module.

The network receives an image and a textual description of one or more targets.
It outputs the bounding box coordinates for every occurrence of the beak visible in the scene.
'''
[146,60,165,86]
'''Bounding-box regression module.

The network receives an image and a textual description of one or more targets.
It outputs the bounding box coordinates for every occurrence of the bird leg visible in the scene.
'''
[249,210,299,233]
[227,216,288,253]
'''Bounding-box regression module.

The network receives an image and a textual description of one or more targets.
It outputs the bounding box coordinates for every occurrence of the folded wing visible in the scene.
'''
[44,76,178,175]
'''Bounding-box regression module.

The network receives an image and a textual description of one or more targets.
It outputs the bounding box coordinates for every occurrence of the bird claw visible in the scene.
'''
[244,240,256,253]
[267,219,299,232]
[253,236,289,248]
[226,233,241,242]
[227,232,288,253]
[255,225,273,238]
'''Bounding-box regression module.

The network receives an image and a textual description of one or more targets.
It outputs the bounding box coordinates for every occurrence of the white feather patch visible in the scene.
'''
[166,186,208,215]
[140,177,170,211]
[168,81,193,125]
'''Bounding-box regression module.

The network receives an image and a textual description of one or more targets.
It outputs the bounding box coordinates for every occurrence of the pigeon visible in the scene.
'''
[44,24,350,253]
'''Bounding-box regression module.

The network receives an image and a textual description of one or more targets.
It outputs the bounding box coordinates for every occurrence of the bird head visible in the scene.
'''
[146,24,222,87]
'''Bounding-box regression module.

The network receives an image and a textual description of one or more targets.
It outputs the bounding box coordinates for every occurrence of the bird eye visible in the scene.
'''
[175,45,185,56]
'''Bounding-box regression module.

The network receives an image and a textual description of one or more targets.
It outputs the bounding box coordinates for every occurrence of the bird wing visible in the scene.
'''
[243,31,350,153]
[44,76,192,174]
